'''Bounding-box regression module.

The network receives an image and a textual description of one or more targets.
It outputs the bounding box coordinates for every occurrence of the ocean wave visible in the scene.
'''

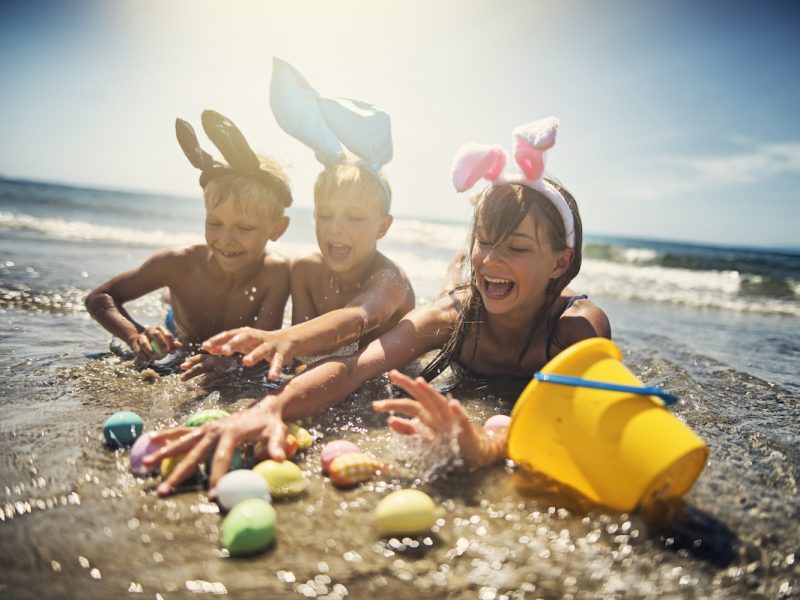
[584,240,800,280]
[0,211,201,247]
[576,259,800,317]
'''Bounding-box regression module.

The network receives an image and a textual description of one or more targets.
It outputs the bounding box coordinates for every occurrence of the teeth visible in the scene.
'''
[484,276,512,284]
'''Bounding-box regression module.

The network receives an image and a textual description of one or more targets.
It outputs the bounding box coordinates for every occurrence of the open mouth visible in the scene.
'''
[482,275,515,299]
[327,243,352,261]
[217,249,245,259]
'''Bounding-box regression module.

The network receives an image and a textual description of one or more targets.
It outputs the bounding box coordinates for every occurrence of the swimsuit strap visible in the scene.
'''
[545,294,588,362]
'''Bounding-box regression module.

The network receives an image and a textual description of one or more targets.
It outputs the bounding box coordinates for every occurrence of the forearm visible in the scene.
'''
[85,292,143,344]
[289,307,369,358]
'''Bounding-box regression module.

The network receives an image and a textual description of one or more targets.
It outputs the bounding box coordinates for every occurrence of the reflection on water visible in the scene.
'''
[1,315,798,599]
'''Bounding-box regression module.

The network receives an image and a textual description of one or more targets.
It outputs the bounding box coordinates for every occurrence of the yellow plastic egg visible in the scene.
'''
[253,460,308,498]
[160,453,189,478]
[328,452,383,488]
[375,489,437,536]
[287,423,313,449]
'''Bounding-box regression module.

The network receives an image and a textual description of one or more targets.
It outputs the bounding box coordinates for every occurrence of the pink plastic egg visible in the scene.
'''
[129,431,166,476]
[328,452,384,488]
[320,440,360,473]
[483,415,511,431]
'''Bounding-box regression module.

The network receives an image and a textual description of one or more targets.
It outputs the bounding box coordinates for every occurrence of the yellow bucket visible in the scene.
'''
[508,338,707,511]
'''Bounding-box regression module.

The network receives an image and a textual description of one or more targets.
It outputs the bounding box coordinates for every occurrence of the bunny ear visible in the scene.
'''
[175,118,217,171]
[451,143,508,192]
[201,110,260,174]
[270,57,344,165]
[512,116,559,181]
[318,96,393,167]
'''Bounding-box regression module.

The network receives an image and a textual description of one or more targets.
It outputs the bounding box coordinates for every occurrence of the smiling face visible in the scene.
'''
[472,211,566,317]
[314,191,392,276]
[204,196,287,274]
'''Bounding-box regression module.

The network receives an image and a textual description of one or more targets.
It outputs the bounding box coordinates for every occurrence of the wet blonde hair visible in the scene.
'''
[313,163,390,215]
[204,157,292,222]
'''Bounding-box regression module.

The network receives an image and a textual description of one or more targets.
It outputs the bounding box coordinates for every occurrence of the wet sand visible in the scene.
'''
[1,306,798,599]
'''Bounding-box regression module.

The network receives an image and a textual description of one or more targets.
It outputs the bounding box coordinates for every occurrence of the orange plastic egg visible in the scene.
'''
[328,452,384,488]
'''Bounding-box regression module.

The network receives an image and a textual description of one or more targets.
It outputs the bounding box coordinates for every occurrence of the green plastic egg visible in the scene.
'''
[149,339,165,358]
[375,489,437,535]
[184,409,230,427]
[221,498,276,556]
[103,411,144,448]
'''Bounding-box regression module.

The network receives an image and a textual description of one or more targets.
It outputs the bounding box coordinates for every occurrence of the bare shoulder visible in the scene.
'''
[290,253,324,276]
[365,252,413,289]
[143,245,203,270]
[560,293,612,343]
[262,250,290,269]
[256,251,290,284]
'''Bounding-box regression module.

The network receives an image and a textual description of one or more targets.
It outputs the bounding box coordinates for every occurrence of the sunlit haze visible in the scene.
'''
[1,0,798,247]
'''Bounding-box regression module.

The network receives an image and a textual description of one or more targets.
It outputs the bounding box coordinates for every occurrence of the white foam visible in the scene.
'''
[0,211,201,247]
[575,259,800,317]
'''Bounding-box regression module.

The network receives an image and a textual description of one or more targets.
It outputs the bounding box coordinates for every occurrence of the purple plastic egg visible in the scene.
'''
[320,440,360,473]
[483,415,511,431]
[130,431,166,476]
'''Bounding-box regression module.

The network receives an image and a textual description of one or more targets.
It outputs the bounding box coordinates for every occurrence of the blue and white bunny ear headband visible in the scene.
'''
[451,117,575,248]
[269,57,393,210]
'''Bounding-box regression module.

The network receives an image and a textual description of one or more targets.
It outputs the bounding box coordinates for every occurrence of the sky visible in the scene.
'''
[1,0,799,248]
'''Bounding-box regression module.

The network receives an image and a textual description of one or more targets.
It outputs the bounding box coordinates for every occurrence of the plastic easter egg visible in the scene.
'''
[221,498,276,556]
[160,453,189,478]
[149,339,165,359]
[253,460,308,498]
[320,440,360,473]
[284,434,298,459]
[288,423,313,449]
[184,409,230,427]
[161,448,242,480]
[207,448,243,473]
[216,469,271,511]
[375,489,437,536]
[129,431,166,476]
[483,414,511,431]
[103,411,144,448]
[328,453,383,488]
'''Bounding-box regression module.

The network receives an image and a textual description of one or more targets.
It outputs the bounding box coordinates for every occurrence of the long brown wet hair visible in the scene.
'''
[420,178,583,380]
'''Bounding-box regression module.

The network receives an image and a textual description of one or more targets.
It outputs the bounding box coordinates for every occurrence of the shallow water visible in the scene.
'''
[1,180,799,598]
[1,302,798,599]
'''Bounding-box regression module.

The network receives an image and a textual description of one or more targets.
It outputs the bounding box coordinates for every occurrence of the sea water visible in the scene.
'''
[0,178,798,598]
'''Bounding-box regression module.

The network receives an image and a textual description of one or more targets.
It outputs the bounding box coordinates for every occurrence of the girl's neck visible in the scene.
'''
[483,295,548,340]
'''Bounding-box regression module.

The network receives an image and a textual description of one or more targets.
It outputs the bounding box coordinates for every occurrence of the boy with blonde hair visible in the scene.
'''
[202,59,414,379]
[86,110,292,380]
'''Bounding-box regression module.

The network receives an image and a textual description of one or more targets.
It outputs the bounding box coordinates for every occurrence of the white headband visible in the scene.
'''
[451,117,575,248]
[269,57,393,209]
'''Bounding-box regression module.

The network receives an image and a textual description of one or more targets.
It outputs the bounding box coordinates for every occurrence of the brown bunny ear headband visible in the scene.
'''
[175,110,292,208]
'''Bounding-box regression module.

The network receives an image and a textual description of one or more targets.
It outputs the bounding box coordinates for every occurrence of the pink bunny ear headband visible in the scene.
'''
[270,57,393,210]
[451,117,575,248]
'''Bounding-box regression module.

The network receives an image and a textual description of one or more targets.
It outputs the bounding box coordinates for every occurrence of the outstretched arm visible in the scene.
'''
[145,298,453,496]
[203,263,413,380]
[373,370,508,467]
[85,251,183,361]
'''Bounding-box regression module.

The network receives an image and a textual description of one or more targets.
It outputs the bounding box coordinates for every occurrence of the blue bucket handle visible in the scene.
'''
[533,372,679,407]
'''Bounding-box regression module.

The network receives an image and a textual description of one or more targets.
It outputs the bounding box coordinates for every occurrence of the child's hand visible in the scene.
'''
[179,354,238,382]
[372,370,504,467]
[203,327,295,381]
[142,400,290,497]
[129,325,182,362]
